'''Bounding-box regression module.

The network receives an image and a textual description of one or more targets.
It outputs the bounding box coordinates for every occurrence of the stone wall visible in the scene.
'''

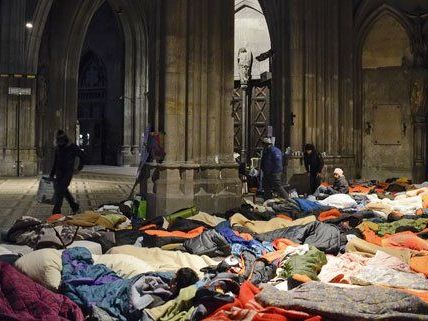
[0,76,37,176]
[261,0,355,180]
[0,1,38,176]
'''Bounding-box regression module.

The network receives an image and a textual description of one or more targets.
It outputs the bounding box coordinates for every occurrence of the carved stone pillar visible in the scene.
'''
[410,68,428,182]
[143,0,241,217]
[264,0,355,181]
[412,115,426,182]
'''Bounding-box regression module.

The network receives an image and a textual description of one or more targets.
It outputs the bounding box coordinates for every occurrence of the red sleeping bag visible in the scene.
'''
[0,262,84,321]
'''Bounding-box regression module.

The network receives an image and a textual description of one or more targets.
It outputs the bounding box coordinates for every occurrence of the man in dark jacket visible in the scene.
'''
[260,137,288,200]
[314,168,349,199]
[50,130,85,214]
[303,144,324,194]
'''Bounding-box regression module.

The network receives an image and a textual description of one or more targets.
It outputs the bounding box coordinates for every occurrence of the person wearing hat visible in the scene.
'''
[314,167,349,199]
[260,137,288,200]
[49,130,85,214]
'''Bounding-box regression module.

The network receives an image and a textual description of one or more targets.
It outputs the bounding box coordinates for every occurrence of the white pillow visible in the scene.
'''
[0,245,13,255]
[319,194,357,209]
[14,248,62,290]
[93,254,155,278]
[14,248,156,290]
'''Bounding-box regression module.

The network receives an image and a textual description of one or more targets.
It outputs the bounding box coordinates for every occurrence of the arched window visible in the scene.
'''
[362,14,410,69]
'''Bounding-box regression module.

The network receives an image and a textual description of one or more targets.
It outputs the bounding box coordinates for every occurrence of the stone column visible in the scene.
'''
[265,0,355,181]
[412,114,426,182]
[410,68,428,182]
[120,48,135,166]
[143,0,241,217]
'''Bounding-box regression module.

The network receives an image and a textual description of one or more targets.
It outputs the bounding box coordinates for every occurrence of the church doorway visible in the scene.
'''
[359,13,414,180]
[77,2,124,165]
[233,0,272,162]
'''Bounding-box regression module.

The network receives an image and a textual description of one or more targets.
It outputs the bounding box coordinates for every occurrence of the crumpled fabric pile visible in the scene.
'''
[2,177,428,320]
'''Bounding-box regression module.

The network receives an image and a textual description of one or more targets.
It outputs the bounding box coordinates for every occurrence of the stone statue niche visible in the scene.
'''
[410,77,427,116]
[237,47,253,86]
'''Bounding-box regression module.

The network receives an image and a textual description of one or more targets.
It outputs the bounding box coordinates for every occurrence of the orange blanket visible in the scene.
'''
[381,231,428,252]
[349,185,374,194]
[140,226,205,238]
[318,209,341,222]
[203,282,321,321]
[410,256,428,277]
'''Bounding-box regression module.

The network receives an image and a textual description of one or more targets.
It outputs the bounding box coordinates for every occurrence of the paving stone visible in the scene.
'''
[0,172,134,230]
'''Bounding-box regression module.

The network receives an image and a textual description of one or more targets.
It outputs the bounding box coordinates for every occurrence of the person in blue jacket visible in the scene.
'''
[260,137,289,200]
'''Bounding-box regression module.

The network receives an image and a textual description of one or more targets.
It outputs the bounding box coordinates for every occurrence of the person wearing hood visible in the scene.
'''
[303,144,324,194]
[260,137,289,200]
[314,168,349,199]
[49,130,85,214]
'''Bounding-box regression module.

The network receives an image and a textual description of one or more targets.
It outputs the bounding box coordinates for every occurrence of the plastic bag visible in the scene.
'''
[36,176,54,204]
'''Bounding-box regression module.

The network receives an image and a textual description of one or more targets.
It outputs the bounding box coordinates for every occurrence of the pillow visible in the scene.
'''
[14,248,62,290]
[93,254,155,278]
[319,194,357,209]
[68,240,102,255]
[0,245,13,255]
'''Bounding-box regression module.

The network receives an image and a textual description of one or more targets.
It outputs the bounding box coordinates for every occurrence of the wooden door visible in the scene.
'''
[231,82,271,161]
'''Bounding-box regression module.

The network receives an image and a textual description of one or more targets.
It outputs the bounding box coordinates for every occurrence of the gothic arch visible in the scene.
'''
[235,0,263,14]
[356,4,412,56]
[354,4,412,176]
[25,0,54,74]
[34,0,150,168]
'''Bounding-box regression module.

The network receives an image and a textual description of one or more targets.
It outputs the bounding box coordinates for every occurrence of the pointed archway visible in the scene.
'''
[34,0,149,172]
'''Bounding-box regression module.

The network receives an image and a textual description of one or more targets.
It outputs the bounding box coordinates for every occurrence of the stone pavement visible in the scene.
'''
[0,171,135,230]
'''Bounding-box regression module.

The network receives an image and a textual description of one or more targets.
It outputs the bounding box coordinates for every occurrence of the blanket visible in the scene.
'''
[229,213,316,234]
[61,247,173,321]
[0,262,84,321]
[107,245,217,278]
[255,221,343,255]
[256,282,428,320]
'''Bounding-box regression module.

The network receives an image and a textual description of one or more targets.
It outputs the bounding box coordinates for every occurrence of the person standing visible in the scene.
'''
[260,137,289,200]
[49,130,85,214]
[303,144,324,194]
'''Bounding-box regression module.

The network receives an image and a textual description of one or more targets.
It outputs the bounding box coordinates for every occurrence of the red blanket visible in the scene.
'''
[0,262,84,321]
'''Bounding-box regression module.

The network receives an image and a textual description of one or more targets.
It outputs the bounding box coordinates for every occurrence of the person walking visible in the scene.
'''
[303,143,324,194]
[260,137,289,200]
[49,130,85,214]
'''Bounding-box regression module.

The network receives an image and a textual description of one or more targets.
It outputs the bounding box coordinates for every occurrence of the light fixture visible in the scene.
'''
[25,22,33,29]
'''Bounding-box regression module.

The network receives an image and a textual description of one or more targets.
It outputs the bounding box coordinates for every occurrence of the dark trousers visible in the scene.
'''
[52,180,78,214]
[309,173,321,194]
[263,172,289,200]
[314,186,338,197]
